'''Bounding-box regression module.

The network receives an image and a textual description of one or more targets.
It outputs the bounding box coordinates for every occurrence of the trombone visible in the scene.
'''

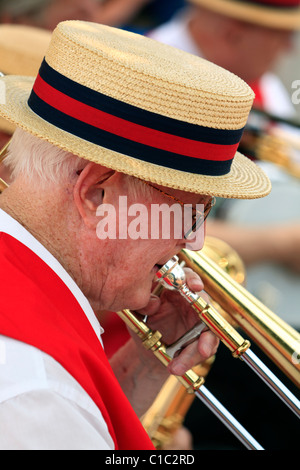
[240,107,300,179]
[140,237,244,450]
[117,238,300,450]
[180,241,300,390]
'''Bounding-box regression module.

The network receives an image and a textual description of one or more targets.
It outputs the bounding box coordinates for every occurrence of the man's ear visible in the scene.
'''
[73,162,114,229]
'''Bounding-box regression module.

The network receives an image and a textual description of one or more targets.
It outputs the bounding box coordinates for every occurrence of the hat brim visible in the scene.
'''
[0,75,271,199]
[0,116,15,134]
[188,0,300,30]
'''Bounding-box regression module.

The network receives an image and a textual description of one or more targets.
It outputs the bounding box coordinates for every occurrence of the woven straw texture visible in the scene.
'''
[45,22,253,129]
[0,21,271,199]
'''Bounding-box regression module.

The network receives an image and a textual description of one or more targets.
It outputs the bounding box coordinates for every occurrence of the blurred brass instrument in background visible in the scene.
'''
[141,359,214,450]
[0,139,9,193]
[240,107,300,179]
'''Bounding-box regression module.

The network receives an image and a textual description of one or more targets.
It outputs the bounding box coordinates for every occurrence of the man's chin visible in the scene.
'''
[122,289,153,314]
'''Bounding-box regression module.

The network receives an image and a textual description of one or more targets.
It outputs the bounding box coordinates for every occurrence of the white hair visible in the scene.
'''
[4,127,153,197]
[4,127,87,185]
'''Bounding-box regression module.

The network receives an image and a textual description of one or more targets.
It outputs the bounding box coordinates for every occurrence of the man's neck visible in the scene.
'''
[0,179,78,281]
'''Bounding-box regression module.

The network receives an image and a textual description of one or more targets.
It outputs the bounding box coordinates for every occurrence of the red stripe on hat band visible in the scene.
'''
[32,74,238,162]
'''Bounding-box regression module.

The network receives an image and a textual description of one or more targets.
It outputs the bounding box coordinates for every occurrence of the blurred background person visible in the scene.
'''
[92,0,153,28]
[0,0,98,30]
[92,0,185,31]
[0,0,185,32]
[149,0,298,116]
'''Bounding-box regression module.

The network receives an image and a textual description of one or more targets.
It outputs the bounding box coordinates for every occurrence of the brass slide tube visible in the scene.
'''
[179,248,300,388]
[117,308,264,449]
[156,255,299,416]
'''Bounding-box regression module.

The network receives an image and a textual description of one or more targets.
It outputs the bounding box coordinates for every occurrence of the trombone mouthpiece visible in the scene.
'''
[155,256,187,290]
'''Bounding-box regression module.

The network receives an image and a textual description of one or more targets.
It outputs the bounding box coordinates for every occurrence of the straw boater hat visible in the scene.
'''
[0,24,51,134]
[188,0,300,30]
[0,21,271,199]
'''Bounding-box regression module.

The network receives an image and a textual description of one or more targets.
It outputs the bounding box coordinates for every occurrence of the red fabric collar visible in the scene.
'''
[0,232,154,450]
[251,80,264,108]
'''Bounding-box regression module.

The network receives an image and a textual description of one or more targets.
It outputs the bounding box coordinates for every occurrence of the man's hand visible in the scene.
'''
[136,268,219,376]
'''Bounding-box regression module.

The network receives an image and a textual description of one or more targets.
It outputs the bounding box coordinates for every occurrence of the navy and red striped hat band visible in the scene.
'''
[28,59,244,177]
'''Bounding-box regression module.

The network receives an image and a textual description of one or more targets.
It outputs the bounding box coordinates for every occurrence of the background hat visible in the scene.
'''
[188,0,300,30]
[0,20,271,199]
[0,24,51,134]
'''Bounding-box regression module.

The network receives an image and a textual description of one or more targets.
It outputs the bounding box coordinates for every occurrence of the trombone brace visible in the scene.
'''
[117,308,204,394]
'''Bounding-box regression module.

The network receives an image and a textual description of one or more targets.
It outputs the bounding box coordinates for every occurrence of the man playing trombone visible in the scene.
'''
[0,20,271,449]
